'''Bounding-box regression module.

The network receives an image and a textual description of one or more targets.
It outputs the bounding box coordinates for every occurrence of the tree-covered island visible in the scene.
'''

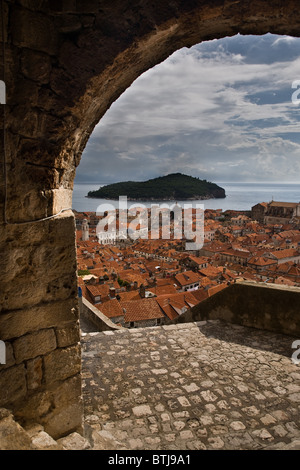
[87,173,226,201]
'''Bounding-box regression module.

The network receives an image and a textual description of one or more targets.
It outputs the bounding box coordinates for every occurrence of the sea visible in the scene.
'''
[72,182,300,213]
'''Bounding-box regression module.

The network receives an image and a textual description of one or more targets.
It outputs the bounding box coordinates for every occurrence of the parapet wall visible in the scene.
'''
[174,281,300,338]
[81,297,122,332]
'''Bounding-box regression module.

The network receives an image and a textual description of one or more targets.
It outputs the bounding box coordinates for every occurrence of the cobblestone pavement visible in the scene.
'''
[81,320,300,450]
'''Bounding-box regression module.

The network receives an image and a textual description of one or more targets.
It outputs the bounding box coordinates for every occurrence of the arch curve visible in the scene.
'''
[2,0,300,221]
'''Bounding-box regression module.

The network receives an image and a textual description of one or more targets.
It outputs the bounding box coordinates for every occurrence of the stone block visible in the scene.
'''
[52,375,82,408]
[57,432,90,450]
[0,300,79,340]
[26,356,43,390]
[0,365,27,407]
[56,323,80,347]
[76,0,99,13]
[43,401,83,440]
[21,49,52,84]
[11,6,59,54]
[14,390,52,423]
[0,408,34,450]
[13,329,57,363]
[43,344,81,384]
[31,430,60,450]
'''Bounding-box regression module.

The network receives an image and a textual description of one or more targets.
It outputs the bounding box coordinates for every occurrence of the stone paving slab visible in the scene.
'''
[81,320,300,450]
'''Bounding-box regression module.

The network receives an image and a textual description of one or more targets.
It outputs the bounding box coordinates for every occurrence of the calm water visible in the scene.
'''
[72,182,300,213]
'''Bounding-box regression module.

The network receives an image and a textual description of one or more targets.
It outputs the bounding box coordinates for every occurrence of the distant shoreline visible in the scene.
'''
[85,195,226,201]
[73,182,300,213]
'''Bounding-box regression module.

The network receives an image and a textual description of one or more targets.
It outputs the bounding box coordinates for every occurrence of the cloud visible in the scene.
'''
[76,34,300,184]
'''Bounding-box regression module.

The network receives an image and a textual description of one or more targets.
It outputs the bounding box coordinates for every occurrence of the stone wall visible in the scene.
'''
[0,213,82,438]
[173,281,300,337]
[1,0,300,438]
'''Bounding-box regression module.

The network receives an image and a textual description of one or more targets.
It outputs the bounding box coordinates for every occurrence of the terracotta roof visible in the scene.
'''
[248,257,277,267]
[117,291,141,301]
[269,201,299,208]
[270,249,300,259]
[186,255,209,265]
[220,248,250,258]
[156,292,200,320]
[120,299,165,323]
[198,266,222,279]
[86,284,110,298]
[148,284,178,296]
[188,289,209,303]
[207,283,228,297]
[97,299,124,318]
[274,276,297,286]
[175,270,201,286]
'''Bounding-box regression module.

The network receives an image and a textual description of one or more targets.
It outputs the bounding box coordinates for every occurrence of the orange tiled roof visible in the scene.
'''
[97,299,124,318]
[208,283,228,297]
[148,284,178,296]
[175,270,201,286]
[120,299,165,322]
[117,291,141,301]
[86,284,110,298]
[198,266,222,279]
[270,249,299,259]
[248,257,277,267]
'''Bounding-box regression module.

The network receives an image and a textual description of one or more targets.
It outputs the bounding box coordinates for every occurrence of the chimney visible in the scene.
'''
[109,287,116,299]
[139,284,145,298]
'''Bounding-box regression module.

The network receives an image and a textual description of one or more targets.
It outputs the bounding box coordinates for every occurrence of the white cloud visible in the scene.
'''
[77,34,300,183]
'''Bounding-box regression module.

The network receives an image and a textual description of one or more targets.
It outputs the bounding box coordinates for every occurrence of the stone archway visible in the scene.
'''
[1,0,300,438]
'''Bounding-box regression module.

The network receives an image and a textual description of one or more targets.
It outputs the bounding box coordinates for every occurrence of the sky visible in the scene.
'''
[75,33,300,185]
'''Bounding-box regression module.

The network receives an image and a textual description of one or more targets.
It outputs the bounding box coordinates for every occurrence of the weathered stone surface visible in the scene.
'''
[13,329,57,364]
[30,431,59,450]
[0,365,27,407]
[0,301,78,341]
[0,409,34,450]
[26,356,43,390]
[56,323,80,348]
[174,282,300,337]
[43,402,83,440]
[57,432,90,450]
[43,344,81,384]
[81,321,300,450]
[15,390,53,422]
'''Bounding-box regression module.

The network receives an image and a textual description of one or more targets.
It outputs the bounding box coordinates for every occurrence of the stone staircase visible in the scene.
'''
[0,407,127,450]
[0,408,90,450]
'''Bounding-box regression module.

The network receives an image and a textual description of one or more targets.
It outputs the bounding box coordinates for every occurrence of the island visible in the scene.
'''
[87,173,226,201]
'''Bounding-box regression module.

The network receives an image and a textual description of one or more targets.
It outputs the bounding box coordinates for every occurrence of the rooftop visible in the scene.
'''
[81,320,300,450]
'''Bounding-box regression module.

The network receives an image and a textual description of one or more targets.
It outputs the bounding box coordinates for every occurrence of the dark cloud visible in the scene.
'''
[75,34,300,185]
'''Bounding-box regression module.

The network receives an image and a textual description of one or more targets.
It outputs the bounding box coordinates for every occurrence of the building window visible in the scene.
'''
[130,322,135,328]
